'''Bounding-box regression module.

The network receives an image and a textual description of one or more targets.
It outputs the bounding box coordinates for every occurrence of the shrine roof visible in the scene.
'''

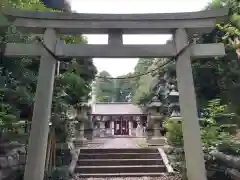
[92,102,144,115]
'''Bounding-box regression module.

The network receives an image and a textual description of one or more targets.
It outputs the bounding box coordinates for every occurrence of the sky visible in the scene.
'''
[69,0,211,77]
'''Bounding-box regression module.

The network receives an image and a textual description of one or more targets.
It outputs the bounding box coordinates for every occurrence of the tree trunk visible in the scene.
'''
[226,168,240,180]
[210,150,240,171]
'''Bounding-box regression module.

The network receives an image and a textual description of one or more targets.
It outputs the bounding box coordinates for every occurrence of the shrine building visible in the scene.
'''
[91,102,148,136]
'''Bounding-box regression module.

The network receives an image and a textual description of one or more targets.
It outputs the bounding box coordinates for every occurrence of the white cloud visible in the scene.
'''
[70,0,211,77]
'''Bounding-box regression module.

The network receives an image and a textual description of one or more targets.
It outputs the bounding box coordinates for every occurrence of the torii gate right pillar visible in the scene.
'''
[174,28,207,180]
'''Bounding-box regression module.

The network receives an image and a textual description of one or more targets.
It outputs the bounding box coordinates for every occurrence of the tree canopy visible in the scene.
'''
[128,0,239,109]
[0,0,97,136]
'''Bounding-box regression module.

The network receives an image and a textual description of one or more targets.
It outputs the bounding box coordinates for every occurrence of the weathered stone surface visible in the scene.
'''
[101,138,138,149]
[56,147,72,166]
[0,141,23,154]
[2,8,228,35]
[148,137,166,146]
[71,174,181,180]
[0,157,8,168]
[0,143,26,180]
[7,155,18,167]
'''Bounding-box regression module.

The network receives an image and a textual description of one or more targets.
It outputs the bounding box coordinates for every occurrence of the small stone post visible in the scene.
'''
[129,120,133,136]
[145,115,152,140]
[111,120,115,135]
[174,28,207,180]
[74,104,88,147]
[24,28,57,180]
[86,114,94,141]
[99,121,105,137]
[168,85,182,121]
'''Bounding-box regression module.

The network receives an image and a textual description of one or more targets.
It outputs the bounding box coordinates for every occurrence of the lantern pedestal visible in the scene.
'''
[75,119,87,147]
[148,121,166,146]
[146,128,153,141]
[73,137,87,148]
[85,128,93,141]
[99,121,105,137]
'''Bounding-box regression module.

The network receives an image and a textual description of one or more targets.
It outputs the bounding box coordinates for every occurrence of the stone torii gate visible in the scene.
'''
[0,8,228,180]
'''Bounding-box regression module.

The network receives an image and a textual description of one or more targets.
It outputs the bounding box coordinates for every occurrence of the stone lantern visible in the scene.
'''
[146,96,166,146]
[84,105,94,141]
[99,116,107,137]
[74,103,89,147]
[168,85,182,121]
[65,107,77,141]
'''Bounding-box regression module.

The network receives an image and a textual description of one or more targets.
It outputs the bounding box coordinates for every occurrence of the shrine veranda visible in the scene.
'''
[0,8,228,180]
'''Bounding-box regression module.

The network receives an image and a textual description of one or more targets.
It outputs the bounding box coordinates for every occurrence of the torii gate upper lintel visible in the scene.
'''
[0,8,229,180]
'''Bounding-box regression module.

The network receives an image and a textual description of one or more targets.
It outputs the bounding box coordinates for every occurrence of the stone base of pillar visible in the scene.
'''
[85,134,93,141]
[147,136,166,146]
[85,130,93,141]
[73,137,88,148]
[99,129,105,137]
[146,129,153,141]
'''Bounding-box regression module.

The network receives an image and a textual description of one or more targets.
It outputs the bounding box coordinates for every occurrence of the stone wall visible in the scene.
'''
[0,142,26,180]
[0,142,73,180]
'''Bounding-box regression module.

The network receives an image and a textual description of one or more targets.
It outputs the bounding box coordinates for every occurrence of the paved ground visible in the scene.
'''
[82,137,139,149]
[101,138,138,149]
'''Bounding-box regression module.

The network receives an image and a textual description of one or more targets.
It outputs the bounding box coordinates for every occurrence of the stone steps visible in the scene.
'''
[77,159,164,166]
[80,148,158,153]
[76,148,168,177]
[78,172,166,178]
[75,165,166,174]
[79,153,160,159]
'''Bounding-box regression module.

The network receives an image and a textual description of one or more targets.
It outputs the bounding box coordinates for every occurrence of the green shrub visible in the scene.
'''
[218,140,240,155]
[201,125,231,151]
[45,166,70,180]
[164,120,183,146]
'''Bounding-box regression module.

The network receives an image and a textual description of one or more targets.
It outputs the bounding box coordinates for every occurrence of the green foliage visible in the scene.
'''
[6,0,50,11]
[46,166,70,180]
[201,126,231,151]
[218,141,240,155]
[165,99,235,153]
[164,121,183,146]
[0,0,96,144]
[200,99,235,124]
[95,71,115,102]
[114,75,135,102]
[206,0,240,41]
[132,58,158,105]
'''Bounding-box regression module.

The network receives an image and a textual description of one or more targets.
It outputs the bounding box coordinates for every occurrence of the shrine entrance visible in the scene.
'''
[0,7,228,180]
[114,116,129,135]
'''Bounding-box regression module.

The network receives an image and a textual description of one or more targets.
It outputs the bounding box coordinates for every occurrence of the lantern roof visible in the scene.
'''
[147,96,162,108]
[169,109,182,121]
[169,89,179,96]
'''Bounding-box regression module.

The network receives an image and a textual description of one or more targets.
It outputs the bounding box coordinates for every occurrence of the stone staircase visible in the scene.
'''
[76,148,168,178]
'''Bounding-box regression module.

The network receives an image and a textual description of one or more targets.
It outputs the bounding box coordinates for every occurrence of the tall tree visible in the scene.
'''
[41,0,71,11]
[114,73,135,102]
[95,71,115,102]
